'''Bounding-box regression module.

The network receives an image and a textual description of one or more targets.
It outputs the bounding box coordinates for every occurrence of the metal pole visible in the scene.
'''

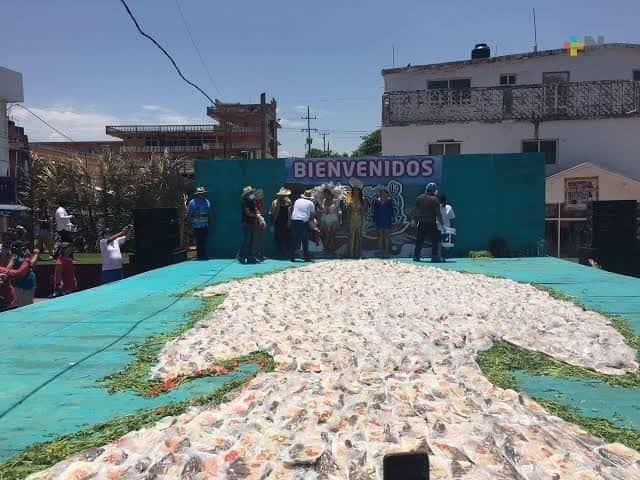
[557,203,561,257]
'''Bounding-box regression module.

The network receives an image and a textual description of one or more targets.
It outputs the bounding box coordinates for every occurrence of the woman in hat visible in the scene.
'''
[269,187,292,259]
[238,186,258,264]
[345,178,368,259]
[187,186,212,260]
[316,183,342,256]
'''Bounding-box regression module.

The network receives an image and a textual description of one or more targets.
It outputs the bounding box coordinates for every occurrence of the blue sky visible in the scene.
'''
[3,0,639,156]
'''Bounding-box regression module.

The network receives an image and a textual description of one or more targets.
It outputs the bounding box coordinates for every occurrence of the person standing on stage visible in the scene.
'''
[269,187,292,259]
[290,189,315,262]
[252,189,267,262]
[438,193,456,262]
[238,186,258,264]
[373,186,394,258]
[413,182,443,263]
[346,179,367,259]
[186,187,213,260]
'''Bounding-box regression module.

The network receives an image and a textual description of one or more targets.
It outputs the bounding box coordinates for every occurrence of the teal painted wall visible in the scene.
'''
[196,159,286,258]
[442,153,545,256]
[196,153,545,258]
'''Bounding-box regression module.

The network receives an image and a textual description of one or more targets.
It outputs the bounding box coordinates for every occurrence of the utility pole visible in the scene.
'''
[319,131,330,155]
[301,105,317,157]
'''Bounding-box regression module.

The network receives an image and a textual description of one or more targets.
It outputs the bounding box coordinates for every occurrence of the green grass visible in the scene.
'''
[37,253,130,265]
[475,279,640,451]
[0,376,249,480]
[97,294,226,396]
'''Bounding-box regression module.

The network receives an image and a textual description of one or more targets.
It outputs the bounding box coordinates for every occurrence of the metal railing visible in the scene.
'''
[121,143,262,153]
[382,80,640,125]
[106,124,262,136]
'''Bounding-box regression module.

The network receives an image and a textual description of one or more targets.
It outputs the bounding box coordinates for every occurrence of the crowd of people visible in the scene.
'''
[232,180,455,264]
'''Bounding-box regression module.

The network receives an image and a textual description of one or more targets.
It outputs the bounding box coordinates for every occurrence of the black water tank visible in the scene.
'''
[471,43,491,59]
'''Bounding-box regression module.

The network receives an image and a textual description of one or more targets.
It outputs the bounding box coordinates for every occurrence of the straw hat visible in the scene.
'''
[301,189,314,200]
[241,186,254,197]
[349,178,364,190]
[195,186,207,195]
[276,187,292,196]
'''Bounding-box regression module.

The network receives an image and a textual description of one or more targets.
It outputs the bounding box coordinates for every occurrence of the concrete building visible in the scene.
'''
[106,93,279,162]
[381,43,640,181]
[1,66,24,181]
[30,141,123,178]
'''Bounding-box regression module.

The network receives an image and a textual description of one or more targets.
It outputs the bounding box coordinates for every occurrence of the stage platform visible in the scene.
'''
[1,258,639,460]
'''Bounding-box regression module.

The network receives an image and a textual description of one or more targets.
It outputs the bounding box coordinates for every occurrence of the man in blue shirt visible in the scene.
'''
[187,187,213,260]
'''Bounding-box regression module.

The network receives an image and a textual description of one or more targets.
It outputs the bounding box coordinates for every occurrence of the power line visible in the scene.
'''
[15,104,75,142]
[118,0,215,104]
[174,0,223,97]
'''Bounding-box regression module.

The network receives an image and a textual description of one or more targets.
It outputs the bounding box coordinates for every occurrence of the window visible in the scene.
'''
[427,79,471,89]
[634,70,640,81]
[522,139,557,164]
[428,141,461,155]
[500,74,517,85]
[543,71,570,84]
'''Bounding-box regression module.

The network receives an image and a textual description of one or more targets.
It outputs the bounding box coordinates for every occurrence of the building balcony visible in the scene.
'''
[120,143,261,154]
[382,80,640,126]
[106,124,261,137]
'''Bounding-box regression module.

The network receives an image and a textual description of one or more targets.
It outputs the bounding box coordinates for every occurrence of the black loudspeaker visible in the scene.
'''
[383,453,429,480]
[592,200,639,275]
[132,208,183,273]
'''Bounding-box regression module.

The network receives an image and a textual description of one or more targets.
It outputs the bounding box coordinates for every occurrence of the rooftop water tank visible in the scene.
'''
[471,43,491,59]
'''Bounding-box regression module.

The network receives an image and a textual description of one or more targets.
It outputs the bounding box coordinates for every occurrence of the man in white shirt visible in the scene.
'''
[290,189,315,262]
[55,203,74,243]
[439,194,456,261]
[439,194,456,229]
[99,225,131,284]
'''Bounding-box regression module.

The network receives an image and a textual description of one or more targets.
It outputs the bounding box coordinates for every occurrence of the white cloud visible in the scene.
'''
[11,105,119,141]
[279,117,305,129]
[9,103,210,141]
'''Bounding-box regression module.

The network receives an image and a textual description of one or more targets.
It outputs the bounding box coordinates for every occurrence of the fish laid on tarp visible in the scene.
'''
[29,261,640,479]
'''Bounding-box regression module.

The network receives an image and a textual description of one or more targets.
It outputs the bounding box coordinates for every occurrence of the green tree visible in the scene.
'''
[307,148,345,158]
[352,129,381,157]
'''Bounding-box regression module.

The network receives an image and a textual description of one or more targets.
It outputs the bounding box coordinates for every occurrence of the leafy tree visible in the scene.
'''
[352,129,381,157]
[27,152,191,252]
[307,148,345,158]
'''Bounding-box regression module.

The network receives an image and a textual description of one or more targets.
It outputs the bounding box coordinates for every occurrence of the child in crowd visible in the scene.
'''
[53,242,77,297]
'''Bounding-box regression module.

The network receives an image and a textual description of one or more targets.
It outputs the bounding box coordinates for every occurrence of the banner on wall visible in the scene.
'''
[284,156,444,258]
[284,156,442,186]
[565,176,598,210]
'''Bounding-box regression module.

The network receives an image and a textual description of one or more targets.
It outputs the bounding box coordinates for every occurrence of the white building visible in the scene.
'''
[0,66,24,178]
[381,43,640,181]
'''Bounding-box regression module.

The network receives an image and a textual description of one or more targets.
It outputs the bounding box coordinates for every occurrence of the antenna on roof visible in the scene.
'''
[392,44,396,67]
[532,8,539,52]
